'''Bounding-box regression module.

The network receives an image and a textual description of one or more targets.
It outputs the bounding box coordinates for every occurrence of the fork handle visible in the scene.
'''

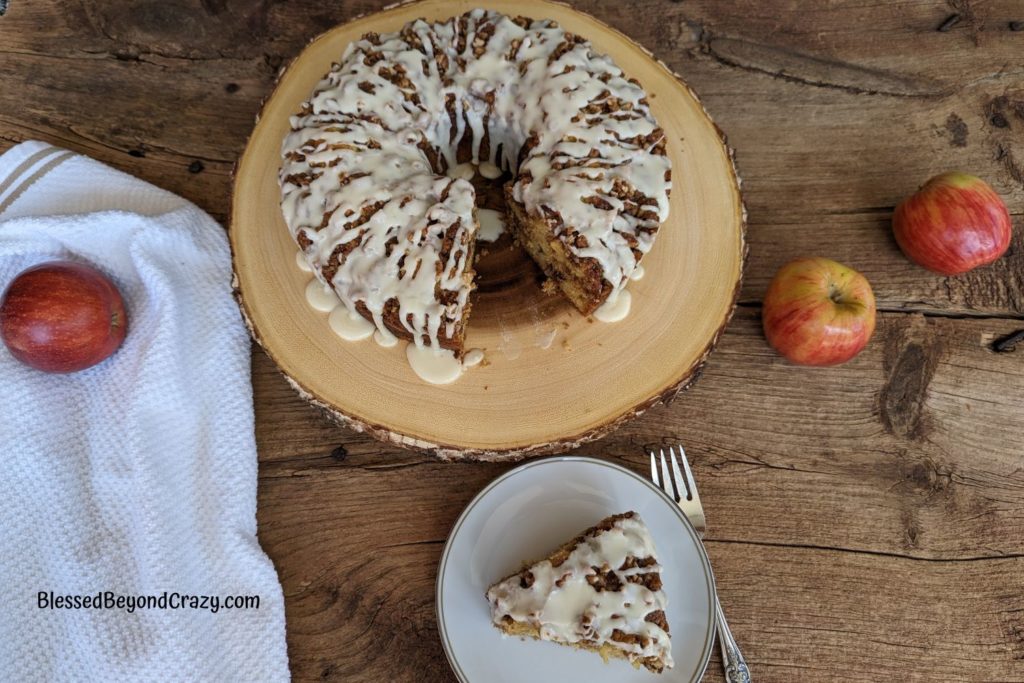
[716,597,751,683]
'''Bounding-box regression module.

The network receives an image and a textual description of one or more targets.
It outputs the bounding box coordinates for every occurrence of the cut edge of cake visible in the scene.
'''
[485,511,673,674]
[503,187,611,315]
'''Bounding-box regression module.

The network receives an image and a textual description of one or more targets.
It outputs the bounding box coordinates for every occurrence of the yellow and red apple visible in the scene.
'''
[762,257,876,366]
[893,172,1012,275]
[0,261,128,373]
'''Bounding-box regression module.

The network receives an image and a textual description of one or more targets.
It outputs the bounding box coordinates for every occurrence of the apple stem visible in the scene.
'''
[828,284,843,304]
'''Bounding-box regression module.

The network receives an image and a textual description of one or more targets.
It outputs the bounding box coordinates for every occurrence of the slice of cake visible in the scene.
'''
[485,511,673,673]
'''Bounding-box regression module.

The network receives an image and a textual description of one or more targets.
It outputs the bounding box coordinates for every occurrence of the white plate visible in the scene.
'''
[436,456,716,682]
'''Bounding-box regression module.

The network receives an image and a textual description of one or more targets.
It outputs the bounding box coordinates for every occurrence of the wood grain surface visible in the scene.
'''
[2,1,1023,681]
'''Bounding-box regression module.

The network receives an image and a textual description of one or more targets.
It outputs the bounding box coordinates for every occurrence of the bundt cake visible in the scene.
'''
[280,9,672,354]
[486,511,674,673]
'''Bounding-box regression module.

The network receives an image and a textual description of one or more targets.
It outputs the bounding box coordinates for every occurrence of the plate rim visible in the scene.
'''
[435,455,718,682]
[229,0,748,461]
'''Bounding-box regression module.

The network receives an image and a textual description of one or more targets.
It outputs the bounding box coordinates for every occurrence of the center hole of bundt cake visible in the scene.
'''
[455,164,547,297]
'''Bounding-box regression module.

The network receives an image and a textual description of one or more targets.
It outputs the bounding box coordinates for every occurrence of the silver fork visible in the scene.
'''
[650,445,751,683]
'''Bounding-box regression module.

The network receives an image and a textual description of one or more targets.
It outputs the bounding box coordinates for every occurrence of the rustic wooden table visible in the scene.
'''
[3,1,1023,680]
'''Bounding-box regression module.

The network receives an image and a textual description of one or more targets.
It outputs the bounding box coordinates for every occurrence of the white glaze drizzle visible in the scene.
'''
[476,208,506,242]
[478,161,502,179]
[629,264,645,281]
[592,288,631,323]
[374,329,398,348]
[328,306,375,340]
[406,345,464,384]
[447,162,476,180]
[281,10,670,351]
[486,513,673,670]
[305,280,341,312]
[295,250,313,273]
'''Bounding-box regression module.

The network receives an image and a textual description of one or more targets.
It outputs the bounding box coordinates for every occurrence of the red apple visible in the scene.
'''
[762,257,876,366]
[893,172,1012,275]
[0,261,128,373]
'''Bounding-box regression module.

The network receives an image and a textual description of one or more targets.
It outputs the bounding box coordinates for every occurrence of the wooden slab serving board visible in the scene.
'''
[230,0,745,460]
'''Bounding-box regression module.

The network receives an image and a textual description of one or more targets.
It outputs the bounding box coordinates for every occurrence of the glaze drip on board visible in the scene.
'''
[305,280,340,312]
[280,9,670,352]
[592,289,631,323]
[328,306,375,340]
[476,208,506,242]
[304,269,485,382]
[406,345,465,384]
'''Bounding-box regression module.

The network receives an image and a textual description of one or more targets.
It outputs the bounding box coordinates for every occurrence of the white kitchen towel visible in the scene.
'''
[0,141,289,682]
